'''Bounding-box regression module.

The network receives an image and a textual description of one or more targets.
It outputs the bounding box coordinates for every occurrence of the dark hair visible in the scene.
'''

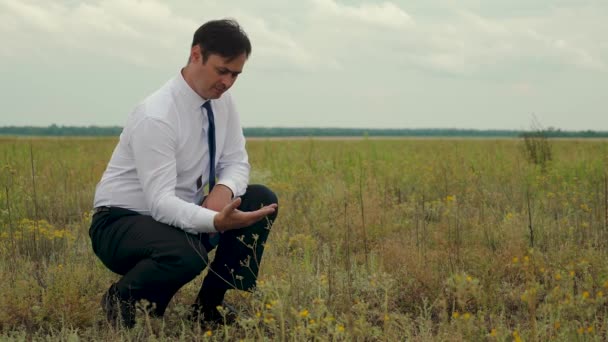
[191,19,252,63]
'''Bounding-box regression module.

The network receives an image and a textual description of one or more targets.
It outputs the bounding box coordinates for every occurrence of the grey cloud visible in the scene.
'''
[0,0,606,130]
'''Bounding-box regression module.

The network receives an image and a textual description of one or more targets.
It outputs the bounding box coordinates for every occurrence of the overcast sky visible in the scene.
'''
[0,0,606,130]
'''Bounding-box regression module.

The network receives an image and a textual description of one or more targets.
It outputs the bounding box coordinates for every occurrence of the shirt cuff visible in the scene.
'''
[192,207,218,233]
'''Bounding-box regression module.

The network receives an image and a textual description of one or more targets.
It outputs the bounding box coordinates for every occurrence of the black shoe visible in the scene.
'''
[190,301,238,328]
[101,283,136,329]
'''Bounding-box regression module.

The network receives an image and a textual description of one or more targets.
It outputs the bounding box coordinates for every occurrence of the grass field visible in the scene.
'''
[1,137,607,341]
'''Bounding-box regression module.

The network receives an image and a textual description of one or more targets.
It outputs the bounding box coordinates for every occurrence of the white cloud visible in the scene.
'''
[223,12,327,71]
[0,0,319,69]
[1,0,62,32]
[3,1,604,75]
[388,6,608,75]
[311,0,413,29]
[0,0,195,66]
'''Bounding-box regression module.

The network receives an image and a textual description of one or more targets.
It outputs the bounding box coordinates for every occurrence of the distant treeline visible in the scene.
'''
[0,125,607,138]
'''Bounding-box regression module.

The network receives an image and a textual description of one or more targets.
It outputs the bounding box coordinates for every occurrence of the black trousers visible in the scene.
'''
[89,184,278,316]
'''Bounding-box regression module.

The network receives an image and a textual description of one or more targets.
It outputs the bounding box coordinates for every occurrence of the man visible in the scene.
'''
[89,19,278,328]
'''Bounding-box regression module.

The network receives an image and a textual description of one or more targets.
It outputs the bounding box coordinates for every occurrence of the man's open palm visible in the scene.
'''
[213,197,277,232]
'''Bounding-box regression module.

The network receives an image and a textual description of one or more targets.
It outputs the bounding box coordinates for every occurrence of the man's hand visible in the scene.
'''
[213,197,277,233]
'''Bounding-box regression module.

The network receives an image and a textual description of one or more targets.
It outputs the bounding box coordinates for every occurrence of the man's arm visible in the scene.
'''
[130,116,218,233]
[215,93,250,198]
[202,184,233,212]
[130,115,273,234]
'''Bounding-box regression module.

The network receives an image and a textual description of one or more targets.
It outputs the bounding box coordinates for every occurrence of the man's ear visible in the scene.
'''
[190,45,201,64]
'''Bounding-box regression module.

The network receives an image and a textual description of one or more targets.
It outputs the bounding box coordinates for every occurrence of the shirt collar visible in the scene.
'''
[174,69,208,110]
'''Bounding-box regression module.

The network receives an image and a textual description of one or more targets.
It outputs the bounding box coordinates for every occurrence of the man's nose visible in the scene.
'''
[222,75,235,88]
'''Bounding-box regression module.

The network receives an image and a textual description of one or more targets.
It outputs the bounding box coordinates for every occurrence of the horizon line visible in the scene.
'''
[0,125,607,133]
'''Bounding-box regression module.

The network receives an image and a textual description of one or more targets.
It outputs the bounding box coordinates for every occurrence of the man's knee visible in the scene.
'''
[156,243,208,281]
[244,184,279,210]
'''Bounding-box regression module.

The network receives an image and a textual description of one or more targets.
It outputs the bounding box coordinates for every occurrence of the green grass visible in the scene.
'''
[1,137,607,341]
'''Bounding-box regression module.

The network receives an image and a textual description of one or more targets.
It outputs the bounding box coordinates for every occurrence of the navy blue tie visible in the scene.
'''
[202,101,216,192]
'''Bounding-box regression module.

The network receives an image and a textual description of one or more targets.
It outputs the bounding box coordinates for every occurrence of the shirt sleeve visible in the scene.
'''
[129,116,218,233]
[215,94,250,197]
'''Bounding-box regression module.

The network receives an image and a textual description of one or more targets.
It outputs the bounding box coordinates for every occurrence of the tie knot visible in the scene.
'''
[202,100,212,112]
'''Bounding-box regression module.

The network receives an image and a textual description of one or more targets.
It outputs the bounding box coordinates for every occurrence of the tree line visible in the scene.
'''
[0,124,607,138]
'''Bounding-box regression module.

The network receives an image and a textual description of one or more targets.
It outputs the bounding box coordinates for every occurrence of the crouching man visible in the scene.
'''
[89,19,278,328]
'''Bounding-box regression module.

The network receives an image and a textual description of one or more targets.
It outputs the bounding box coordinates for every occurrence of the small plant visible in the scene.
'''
[520,117,553,172]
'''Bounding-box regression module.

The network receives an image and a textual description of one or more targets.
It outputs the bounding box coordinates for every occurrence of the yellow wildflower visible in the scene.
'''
[336,324,345,333]
[582,291,590,299]
[205,330,212,337]
[299,309,309,318]
[513,330,522,342]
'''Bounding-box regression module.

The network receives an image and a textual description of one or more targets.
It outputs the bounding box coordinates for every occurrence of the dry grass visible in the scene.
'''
[0,137,607,341]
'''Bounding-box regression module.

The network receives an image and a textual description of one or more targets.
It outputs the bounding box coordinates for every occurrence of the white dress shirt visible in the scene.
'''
[94,71,250,233]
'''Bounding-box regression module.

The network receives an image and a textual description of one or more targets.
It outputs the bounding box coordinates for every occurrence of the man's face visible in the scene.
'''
[188,46,246,99]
